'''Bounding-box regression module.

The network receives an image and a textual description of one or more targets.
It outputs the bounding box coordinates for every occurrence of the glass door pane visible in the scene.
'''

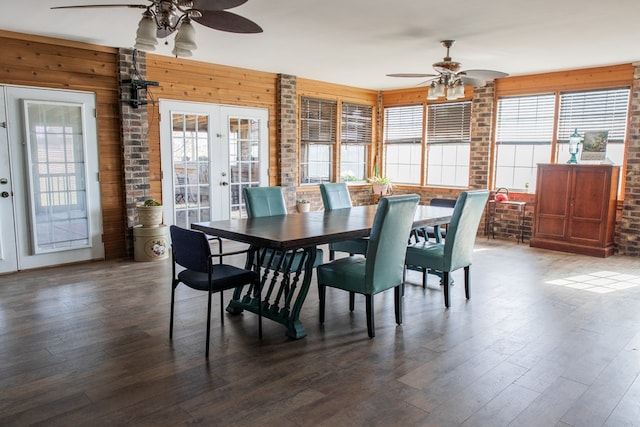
[171,113,210,228]
[229,117,262,219]
[24,101,90,253]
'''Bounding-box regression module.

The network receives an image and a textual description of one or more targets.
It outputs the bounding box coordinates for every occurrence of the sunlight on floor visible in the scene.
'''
[546,271,640,293]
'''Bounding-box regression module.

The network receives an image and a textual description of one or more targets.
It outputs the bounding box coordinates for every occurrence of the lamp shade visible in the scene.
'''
[172,46,194,57]
[134,13,158,50]
[174,19,197,51]
[427,84,438,100]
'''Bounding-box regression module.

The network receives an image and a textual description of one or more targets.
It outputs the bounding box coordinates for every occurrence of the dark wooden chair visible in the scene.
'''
[169,225,260,358]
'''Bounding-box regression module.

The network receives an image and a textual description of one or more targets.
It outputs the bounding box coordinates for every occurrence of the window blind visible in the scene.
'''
[300,97,337,144]
[426,101,471,144]
[384,105,423,144]
[341,103,372,144]
[495,94,555,145]
[558,88,630,142]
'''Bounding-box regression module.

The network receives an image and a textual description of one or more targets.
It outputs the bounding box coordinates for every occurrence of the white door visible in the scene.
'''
[0,93,18,273]
[160,100,269,227]
[0,86,103,273]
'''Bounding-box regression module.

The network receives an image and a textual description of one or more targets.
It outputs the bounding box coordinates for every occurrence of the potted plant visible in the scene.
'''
[368,175,392,196]
[137,198,163,228]
[296,199,311,213]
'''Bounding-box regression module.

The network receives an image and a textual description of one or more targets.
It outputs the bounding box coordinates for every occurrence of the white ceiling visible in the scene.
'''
[2,0,640,90]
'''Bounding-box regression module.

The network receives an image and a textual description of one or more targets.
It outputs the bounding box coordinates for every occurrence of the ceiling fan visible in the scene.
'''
[52,0,262,56]
[387,40,507,100]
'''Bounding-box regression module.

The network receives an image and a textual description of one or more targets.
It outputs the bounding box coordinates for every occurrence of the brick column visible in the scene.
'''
[118,48,152,256]
[277,74,298,210]
[469,83,494,190]
[617,64,640,256]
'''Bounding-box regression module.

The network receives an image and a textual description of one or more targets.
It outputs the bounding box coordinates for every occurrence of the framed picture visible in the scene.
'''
[580,130,608,161]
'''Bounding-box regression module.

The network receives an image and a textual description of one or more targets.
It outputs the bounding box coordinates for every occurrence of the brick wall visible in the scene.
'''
[617,64,640,255]
[118,48,152,256]
[277,74,298,212]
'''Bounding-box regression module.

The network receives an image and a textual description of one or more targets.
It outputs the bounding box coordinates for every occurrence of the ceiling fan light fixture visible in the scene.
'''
[427,83,439,100]
[174,18,197,51]
[172,46,194,57]
[135,12,158,49]
[134,41,157,51]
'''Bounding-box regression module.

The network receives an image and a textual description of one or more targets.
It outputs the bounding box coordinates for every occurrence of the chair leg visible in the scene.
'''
[443,272,451,309]
[318,284,326,324]
[365,294,375,338]
[394,286,402,325]
[206,289,213,358]
[219,291,224,324]
[329,250,336,260]
[257,279,262,340]
[422,267,427,288]
[349,292,355,311]
[169,281,176,339]
[464,266,470,300]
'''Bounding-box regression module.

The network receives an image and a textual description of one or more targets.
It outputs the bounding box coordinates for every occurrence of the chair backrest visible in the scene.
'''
[243,186,287,218]
[365,194,420,294]
[319,182,353,210]
[443,190,490,271]
[170,225,211,273]
[430,198,457,208]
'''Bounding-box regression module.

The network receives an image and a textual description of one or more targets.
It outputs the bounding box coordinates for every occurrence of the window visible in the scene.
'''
[300,97,336,184]
[494,94,555,191]
[384,105,423,184]
[426,101,471,187]
[494,89,630,192]
[557,88,630,165]
[340,103,372,182]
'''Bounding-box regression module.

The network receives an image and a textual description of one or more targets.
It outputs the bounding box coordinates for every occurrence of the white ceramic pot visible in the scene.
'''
[137,205,164,228]
[296,202,311,213]
[371,183,388,195]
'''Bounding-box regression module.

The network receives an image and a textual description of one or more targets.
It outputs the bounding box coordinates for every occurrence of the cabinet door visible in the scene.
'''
[568,167,611,244]
[534,165,571,239]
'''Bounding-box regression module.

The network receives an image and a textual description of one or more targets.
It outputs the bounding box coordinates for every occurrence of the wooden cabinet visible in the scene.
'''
[530,164,619,257]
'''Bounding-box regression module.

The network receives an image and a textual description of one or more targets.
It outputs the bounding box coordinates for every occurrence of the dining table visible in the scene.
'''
[192,203,454,339]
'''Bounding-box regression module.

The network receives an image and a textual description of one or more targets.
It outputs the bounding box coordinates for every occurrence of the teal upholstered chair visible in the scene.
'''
[317,194,420,338]
[242,186,323,267]
[319,183,369,260]
[243,186,287,218]
[405,190,489,308]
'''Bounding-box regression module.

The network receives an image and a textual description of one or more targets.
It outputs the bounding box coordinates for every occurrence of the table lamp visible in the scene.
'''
[567,128,582,164]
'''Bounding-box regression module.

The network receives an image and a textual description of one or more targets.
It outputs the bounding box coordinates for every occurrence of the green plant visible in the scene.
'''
[297,199,310,204]
[143,199,161,206]
[367,175,391,184]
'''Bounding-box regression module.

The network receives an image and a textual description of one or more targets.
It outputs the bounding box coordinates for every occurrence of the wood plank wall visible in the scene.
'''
[0,30,125,259]
[295,78,379,206]
[144,55,279,195]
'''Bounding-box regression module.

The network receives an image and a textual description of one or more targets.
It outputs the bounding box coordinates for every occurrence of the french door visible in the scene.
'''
[0,86,103,274]
[160,100,269,227]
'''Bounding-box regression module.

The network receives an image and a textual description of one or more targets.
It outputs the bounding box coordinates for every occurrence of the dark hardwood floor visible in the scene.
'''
[2,239,640,426]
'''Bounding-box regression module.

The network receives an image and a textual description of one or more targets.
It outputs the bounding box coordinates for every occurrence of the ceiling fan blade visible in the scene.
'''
[459,76,487,87]
[461,69,509,81]
[386,73,438,78]
[193,10,262,33]
[192,0,248,11]
[51,4,148,9]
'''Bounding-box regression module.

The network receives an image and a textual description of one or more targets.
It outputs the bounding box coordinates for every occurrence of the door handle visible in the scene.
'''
[220,181,229,186]
[1,191,9,198]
